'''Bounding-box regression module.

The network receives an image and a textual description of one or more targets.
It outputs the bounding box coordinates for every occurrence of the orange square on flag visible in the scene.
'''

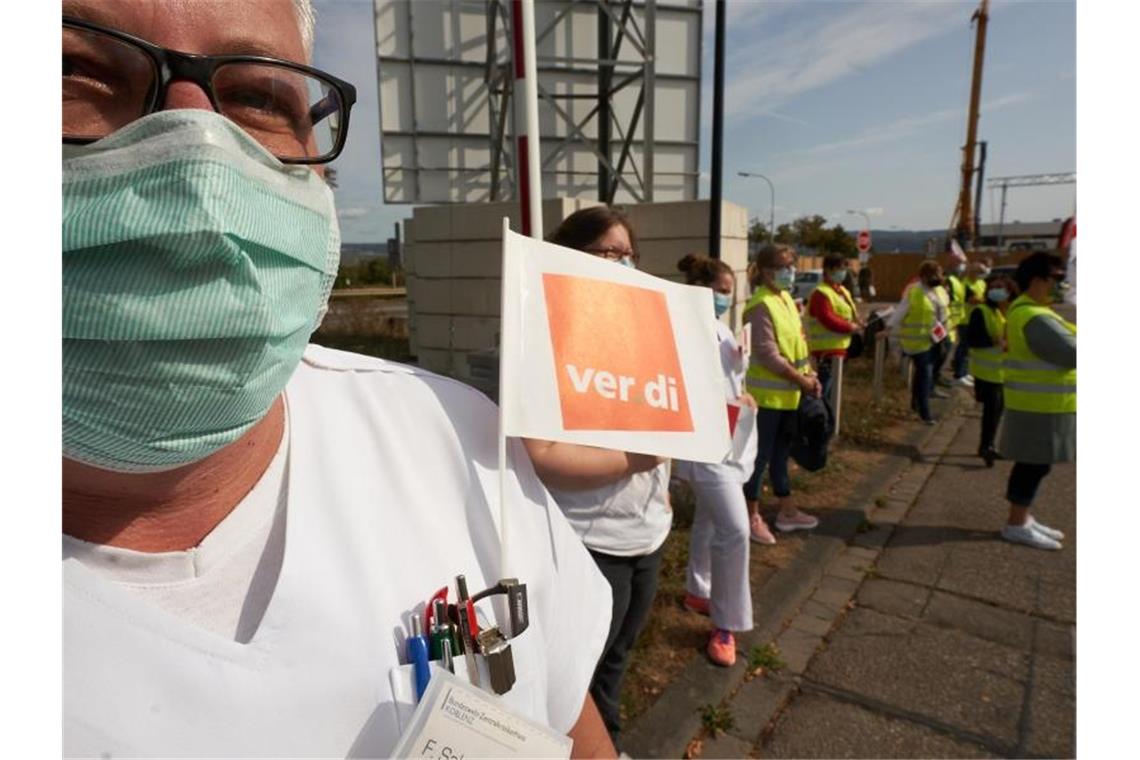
[542,273,694,432]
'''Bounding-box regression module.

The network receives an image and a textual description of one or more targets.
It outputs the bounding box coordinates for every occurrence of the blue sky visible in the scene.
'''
[312,0,1075,243]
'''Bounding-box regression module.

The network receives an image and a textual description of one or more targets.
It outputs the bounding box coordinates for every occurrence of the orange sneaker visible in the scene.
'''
[683,593,710,616]
[707,628,736,667]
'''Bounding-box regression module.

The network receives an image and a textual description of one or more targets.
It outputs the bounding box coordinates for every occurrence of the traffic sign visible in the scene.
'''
[857,229,872,253]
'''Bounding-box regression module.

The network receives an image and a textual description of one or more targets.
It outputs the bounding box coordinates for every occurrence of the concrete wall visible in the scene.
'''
[405,197,751,383]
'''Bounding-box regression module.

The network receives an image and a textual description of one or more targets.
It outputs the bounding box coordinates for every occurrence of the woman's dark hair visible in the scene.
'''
[748,243,795,288]
[547,206,639,261]
[918,260,942,280]
[1014,251,1065,292]
[677,253,732,286]
[823,253,847,271]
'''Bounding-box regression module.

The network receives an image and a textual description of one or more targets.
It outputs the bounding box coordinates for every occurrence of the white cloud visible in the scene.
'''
[723,1,967,120]
[780,90,1036,160]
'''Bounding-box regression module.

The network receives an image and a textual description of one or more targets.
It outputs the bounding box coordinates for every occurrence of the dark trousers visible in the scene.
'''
[588,543,666,741]
[952,326,970,378]
[931,338,949,380]
[742,407,796,501]
[908,349,935,422]
[816,354,842,403]
[974,379,1003,453]
[1006,462,1052,507]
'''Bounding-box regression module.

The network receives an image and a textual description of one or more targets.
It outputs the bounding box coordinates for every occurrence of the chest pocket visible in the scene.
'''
[386,623,547,737]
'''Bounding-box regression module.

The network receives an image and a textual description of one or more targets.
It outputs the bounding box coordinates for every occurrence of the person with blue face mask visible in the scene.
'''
[741,244,822,545]
[61,3,617,758]
[966,274,1016,467]
[673,254,758,668]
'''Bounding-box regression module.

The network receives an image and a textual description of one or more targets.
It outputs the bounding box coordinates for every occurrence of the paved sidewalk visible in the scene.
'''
[688,410,1075,759]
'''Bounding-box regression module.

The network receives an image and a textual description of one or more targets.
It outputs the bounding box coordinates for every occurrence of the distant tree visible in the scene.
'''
[818,224,859,257]
[748,219,771,245]
[774,223,796,245]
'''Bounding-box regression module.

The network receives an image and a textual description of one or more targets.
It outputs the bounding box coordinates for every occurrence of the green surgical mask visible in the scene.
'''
[63,110,341,472]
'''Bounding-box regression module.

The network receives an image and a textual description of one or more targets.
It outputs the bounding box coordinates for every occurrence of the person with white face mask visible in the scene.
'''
[673,253,758,668]
[61,2,616,757]
[742,244,822,545]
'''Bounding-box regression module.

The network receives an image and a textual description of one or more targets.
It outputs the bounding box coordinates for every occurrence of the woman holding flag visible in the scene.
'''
[521,206,670,747]
[673,253,758,667]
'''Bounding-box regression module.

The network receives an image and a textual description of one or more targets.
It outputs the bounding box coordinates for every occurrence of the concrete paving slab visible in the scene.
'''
[724,676,794,743]
[763,692,1000,759]
[876,540,950,586]
[775,627,823,675]
[806,608,1028,748]
[852,525,892,550]
[693,730,755,759]
[935,547,1040,615]
[923,591,1035,651]
[1023,657,1076,757]
[1035,621,1075,660]
[789,612,834,637]
[856,578,930,619]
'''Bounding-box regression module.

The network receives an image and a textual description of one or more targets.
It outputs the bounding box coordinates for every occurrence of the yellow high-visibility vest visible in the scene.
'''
[1003,294,1076,413]
[965,277,986,304]
[743,285,811,410]
[946,275,966,331]
[899,284,938,355]
[968,303,1006,384]
[806,281,857,353]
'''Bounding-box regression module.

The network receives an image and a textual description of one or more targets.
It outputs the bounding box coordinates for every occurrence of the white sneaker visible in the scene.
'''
[955,376,974,387]
[775,510,820,532]
[1001,524,1062,551]
[1027,516,1065,541]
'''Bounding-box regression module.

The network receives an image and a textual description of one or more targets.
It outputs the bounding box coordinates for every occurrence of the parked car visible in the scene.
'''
[792,269,823,301]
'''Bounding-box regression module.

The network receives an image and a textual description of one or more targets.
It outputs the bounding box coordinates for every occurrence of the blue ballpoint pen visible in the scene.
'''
[407,615,431,701]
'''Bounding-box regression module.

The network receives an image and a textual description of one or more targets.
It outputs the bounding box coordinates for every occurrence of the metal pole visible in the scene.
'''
[830,356,844,436]
[740,172,775,241]
[708,0,726,258]
[521,0,543,238]
[973,140,987,248]
[597,1,612,201]
[997,182,1007,251]
[643,0,656,202]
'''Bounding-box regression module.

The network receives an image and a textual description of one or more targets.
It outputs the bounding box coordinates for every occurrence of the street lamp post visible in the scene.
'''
[738,171,775,242]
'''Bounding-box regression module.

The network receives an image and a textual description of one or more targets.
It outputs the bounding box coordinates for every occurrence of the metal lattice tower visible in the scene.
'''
[987,172,1076,248]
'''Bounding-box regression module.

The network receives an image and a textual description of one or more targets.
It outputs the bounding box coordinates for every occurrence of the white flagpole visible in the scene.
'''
[498,218,513,580]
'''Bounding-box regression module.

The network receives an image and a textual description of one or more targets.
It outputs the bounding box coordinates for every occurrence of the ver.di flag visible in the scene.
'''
[499,224,731,464]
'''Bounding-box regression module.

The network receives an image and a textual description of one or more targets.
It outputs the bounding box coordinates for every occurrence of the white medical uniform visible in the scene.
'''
[673,321,758,632]
[64,344,612,759]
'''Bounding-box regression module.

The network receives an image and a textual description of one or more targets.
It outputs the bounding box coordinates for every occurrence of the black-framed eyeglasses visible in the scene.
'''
[63,16,357,164]
[583,245,636,262]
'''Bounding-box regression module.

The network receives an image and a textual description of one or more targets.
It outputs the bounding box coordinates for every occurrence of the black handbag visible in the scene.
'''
[789,392,834,472]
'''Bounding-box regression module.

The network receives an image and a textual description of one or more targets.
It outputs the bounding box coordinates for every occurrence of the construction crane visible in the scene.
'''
[950,0,989,250]
[987,172,1076,249]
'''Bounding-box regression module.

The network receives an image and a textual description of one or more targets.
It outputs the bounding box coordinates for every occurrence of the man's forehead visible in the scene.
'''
[62,0,306,62]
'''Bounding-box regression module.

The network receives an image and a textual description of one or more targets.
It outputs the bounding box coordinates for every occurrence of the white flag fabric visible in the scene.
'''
[500,225,731,464]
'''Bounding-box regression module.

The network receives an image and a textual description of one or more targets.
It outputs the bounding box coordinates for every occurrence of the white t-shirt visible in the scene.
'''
[63,344,613,758]
[547,462,672,557]
[63,412,289,643]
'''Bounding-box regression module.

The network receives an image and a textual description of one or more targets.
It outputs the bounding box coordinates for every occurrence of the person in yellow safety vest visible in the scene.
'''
[943,257,973,388]
[996,252,1075,551]
[964,259,990,306]
[741,244,823,545]
[806,254,865,404]
[887,260,949,425]
[965,273,1016,467]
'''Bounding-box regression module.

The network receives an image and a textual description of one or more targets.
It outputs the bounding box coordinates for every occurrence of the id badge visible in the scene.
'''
[391,669,571,758]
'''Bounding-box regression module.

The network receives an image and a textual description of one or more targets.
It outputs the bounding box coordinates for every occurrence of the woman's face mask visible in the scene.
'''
[827,269,847,285]
[713,291,732,317]
[773,266,796,291]
[987,287,1009,303]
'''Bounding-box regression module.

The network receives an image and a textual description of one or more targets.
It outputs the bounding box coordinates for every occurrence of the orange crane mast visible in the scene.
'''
[953,0,989,250]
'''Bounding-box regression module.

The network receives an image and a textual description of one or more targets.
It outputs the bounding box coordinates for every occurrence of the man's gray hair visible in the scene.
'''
[293,0,316,55]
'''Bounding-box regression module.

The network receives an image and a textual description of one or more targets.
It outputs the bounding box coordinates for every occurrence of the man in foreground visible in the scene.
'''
[62,1,615,756]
